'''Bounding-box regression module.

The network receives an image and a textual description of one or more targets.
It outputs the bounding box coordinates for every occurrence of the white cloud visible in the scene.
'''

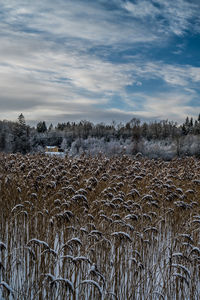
[130,61,200,87]
[124,1,159,18]
[0,0,158,47]
[156,0,197,35]
[123,91,200,123]
[0,0,200,124]
[123,0,198,36]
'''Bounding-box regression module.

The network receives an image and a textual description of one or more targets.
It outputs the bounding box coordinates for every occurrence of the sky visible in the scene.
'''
[0,0,200,125]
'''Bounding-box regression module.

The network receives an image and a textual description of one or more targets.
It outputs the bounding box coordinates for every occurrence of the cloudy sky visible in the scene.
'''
[1,0,200,125]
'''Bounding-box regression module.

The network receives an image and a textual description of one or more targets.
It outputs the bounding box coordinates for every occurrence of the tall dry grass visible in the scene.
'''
[0,153,200,299]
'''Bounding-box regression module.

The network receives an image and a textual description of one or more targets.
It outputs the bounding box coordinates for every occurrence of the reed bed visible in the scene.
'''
[0,153,200,299]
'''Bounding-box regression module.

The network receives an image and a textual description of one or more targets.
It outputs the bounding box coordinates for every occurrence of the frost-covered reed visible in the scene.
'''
[0,153,200,299]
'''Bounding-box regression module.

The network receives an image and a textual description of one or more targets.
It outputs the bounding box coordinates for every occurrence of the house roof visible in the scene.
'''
[46,146,58,149]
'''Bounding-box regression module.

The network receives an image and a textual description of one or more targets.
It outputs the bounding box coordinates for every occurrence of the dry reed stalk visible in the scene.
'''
[0,153,199,299]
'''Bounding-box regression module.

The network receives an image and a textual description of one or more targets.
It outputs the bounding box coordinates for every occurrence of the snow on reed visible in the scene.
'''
[0,153,200,299]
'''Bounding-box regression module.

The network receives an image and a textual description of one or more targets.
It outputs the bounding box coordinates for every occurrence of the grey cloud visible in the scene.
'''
[38,109,149,125]
[0,0,199,125]
[0,98,42,112]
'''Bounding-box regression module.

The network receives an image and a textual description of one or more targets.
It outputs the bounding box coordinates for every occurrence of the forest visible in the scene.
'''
[1,113,200,159]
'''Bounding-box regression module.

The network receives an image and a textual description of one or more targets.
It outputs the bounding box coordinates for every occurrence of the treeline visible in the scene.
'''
[0,113,200,158]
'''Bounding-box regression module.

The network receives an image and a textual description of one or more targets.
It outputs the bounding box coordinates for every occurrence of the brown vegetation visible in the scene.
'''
[0,153,200,299]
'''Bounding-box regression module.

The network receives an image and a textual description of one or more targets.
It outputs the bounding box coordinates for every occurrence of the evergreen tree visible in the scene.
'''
[37,121,47,133]
[13,114,30,153]
[18,113,26,128]
[182,117,190,135]
[181,124,187,135]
